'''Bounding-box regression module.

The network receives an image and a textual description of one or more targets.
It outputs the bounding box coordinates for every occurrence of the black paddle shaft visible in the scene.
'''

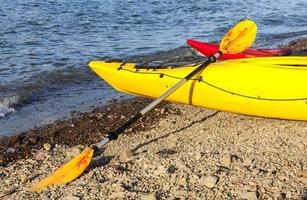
[106,52,222,141]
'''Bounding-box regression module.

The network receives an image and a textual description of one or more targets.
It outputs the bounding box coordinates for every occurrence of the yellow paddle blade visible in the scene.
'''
[27,147,94,192]
[220,19,257,54]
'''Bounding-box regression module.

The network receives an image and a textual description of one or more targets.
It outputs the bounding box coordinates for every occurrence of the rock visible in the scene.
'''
[63,195,80,200]
[142,193,157,200]
[261,179,272,187]
[172,189,188,198]
[240,191,258,200]
[272,192,282,199]
[167,165,177,174]
[252,169,259,175]
[189,174,200,184]
[163,184,171,191]
[285,191,292,199]
[43,143,51,151]
[34,149,49,161]
[220,154,232,168]
[243,158,253,167]
[243,185,257,192]
[299,176,307,186]
[27,173,40,182]
[297,142,305,149]
[296,170,307,178]
[119,149,134,163]
[201,175,218,189]
[194,152,202,161]
[109,192,126,199]
[0,188,16,198]
[155,165,166,175]
[170,174,177,184]
[178,174,187,186]
[20,173,28,183]
[278,174,288,181]
[5,147,16,154]
[160,108,166,114]
[28,136,38,143]
[66,146,82,157]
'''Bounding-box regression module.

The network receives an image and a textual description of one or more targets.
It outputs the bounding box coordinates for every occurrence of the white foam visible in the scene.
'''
[0,96,18,118]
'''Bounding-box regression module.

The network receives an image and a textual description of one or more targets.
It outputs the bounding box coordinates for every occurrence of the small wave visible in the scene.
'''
[1,67,99,106]
[0,96,18,118]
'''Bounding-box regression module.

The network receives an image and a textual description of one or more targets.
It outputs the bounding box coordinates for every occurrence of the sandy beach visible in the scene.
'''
[0,39,306,199]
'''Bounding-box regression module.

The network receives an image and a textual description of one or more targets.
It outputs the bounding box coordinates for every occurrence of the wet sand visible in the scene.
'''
[0,38,306,199]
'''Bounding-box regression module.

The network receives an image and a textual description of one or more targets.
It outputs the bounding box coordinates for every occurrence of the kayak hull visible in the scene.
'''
[89,57,307,121]
[187,39,292,59]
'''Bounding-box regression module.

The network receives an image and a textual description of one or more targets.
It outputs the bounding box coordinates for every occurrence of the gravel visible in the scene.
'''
[1,103,306,199]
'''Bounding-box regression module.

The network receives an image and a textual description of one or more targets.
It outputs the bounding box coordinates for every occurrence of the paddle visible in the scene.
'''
[27,19,257,192]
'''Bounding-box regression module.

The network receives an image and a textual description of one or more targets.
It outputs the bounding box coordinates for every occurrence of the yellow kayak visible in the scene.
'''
[89,57,307,120]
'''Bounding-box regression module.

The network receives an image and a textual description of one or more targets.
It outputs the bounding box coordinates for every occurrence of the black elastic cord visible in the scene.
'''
[118,63,307,101]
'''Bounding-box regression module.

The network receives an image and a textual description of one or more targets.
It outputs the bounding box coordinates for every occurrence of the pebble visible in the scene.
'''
[299,177,307,187]
[296,170,307,178]
[178,174,187,186]
[297,142,304,149]
[194,152,202,161]
[261,179,272,187]
[243,185,257,192]
[155,165,166,175]
[199,129,205,134]
[142,193,157,200]
[119,149,134,163]
[66,146,82,157]
[43,143,52,151]
[109,191,126,198]
[19,173,28,183]
[162,184,171,191]
[220,154,232,168]
[34,149,49,161]
[63,195,80,200]
[240,191,258,200]
[5,147,16,154]
[0,188,16,198]
[285,191,292,199]
[278,174,288,181]
[172,189,187,198]
[167,165,177,174]
[243,158,253,167]
[170,174,177,184]
[201,175,218,189]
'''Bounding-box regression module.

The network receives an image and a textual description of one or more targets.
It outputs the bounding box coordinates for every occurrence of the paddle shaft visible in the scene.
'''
[92,52,222,149]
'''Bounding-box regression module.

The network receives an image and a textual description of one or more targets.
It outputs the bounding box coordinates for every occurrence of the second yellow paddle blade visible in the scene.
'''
[27,147,94,192]
[220,19,257,54]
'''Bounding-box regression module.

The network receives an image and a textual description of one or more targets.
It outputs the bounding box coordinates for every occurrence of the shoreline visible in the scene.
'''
[0,38,306,199]
[0,97,180,166]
